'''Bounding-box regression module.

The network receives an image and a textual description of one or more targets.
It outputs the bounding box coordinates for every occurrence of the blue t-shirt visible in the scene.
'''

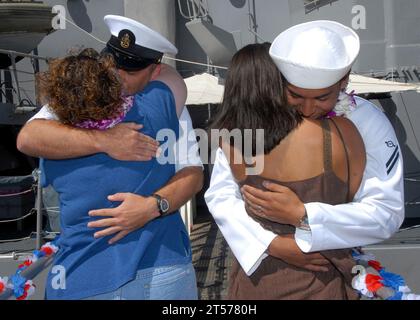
[42,81,191,300]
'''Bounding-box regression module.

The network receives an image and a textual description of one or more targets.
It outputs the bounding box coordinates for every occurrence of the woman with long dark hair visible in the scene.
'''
[210,43,366,299]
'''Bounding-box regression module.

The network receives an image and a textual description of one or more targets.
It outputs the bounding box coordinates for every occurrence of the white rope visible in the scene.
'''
[397,225,420,233]
[42,207,59,212]
[44,231,61,235]
[163,56,228,70]
[64,17,106,45]
[0,209,35,224]
[63,17,228,70]
[0,236,32,244]
[0,189,33,197]
[0,17,229,72]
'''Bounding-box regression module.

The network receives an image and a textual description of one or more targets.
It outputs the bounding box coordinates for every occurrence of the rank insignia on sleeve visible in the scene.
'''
[386,145,399,175]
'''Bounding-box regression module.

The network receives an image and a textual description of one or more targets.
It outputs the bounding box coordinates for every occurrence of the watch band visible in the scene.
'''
[297,208,311,231]
[151,194,163,215]
[152,193,170,217]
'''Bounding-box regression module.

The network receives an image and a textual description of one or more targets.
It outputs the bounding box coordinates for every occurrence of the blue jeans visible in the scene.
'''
[84,263,198,300]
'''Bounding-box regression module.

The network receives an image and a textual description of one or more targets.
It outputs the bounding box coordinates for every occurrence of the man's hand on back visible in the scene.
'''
[17,120,159,161]
[88,193,160,244]
[96,122,160,161]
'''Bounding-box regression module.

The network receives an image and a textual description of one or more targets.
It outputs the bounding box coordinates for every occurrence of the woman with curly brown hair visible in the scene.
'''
[36,45,198,300]
[39,48,132,130]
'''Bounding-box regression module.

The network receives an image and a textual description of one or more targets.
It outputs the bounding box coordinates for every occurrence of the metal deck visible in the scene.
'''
[2,212,420,300]
[190,211,233,300]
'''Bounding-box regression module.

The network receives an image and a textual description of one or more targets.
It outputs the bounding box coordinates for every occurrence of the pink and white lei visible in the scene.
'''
[325,90,357,119]
[75,95,135,130]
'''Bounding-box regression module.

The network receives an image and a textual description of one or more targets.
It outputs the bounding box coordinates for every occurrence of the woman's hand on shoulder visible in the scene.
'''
[96,122,159,161]
[242,182,305,227]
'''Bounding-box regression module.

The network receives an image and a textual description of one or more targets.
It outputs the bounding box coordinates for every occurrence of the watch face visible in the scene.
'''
[160,199,170,213]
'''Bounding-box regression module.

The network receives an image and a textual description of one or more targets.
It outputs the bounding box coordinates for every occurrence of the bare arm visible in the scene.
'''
[17,119,100,159]
[16,119,159,161]
[153,63,187,117]
[88,166,203,244]
[154,166,203,213]
[16,63,185,161]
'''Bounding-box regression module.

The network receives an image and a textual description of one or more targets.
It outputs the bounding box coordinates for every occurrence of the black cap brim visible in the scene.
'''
[103,45,160,71]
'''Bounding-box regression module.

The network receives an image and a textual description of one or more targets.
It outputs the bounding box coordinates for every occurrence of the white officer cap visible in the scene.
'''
[269,20,360,89]
[104,15,177,70]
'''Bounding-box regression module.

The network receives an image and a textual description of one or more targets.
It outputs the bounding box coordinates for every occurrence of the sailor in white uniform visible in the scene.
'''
[205,20,405,275]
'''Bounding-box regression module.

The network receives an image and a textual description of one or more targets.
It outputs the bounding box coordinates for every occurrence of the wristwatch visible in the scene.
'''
[297,208,311,231]
[152,194,170,217]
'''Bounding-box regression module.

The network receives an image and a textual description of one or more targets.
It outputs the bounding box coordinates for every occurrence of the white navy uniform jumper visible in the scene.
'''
[204,20,405,275]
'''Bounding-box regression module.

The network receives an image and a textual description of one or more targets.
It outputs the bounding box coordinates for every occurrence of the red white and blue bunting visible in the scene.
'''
[0,241,58,300]
[3,240,419,300]
[352,249,420,300]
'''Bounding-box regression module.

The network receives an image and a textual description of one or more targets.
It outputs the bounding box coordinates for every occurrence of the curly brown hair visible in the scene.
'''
[38,48,123,125]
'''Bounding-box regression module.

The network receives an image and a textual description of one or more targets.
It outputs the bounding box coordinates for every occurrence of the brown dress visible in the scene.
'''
[228,119,359,300]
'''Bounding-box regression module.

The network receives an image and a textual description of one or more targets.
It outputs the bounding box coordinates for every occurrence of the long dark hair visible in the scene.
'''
[211,42,302,156]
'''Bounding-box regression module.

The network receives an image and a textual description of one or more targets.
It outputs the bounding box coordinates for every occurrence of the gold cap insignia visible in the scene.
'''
[120,33,131,49]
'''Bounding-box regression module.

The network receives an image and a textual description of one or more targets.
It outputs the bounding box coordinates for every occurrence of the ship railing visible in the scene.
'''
[0,48,48,114]
[303,0,339,14]
[178,0,210,21]
[0,169,45,250]
[0,254,54,300]
[0,169,58,300]
[0,49,49,114]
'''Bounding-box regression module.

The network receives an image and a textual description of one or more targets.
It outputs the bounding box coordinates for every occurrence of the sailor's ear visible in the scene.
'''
[150,63,162,80]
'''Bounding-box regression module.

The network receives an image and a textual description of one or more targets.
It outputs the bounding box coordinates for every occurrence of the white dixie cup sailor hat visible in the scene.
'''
[104,15,177,70]
[269,20,360,89]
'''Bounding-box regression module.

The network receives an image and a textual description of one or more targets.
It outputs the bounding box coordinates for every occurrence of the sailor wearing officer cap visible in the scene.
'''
[102,14,204,228]
[102,14,203,176]
[103,15,178,71]
[269,20,360,89]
